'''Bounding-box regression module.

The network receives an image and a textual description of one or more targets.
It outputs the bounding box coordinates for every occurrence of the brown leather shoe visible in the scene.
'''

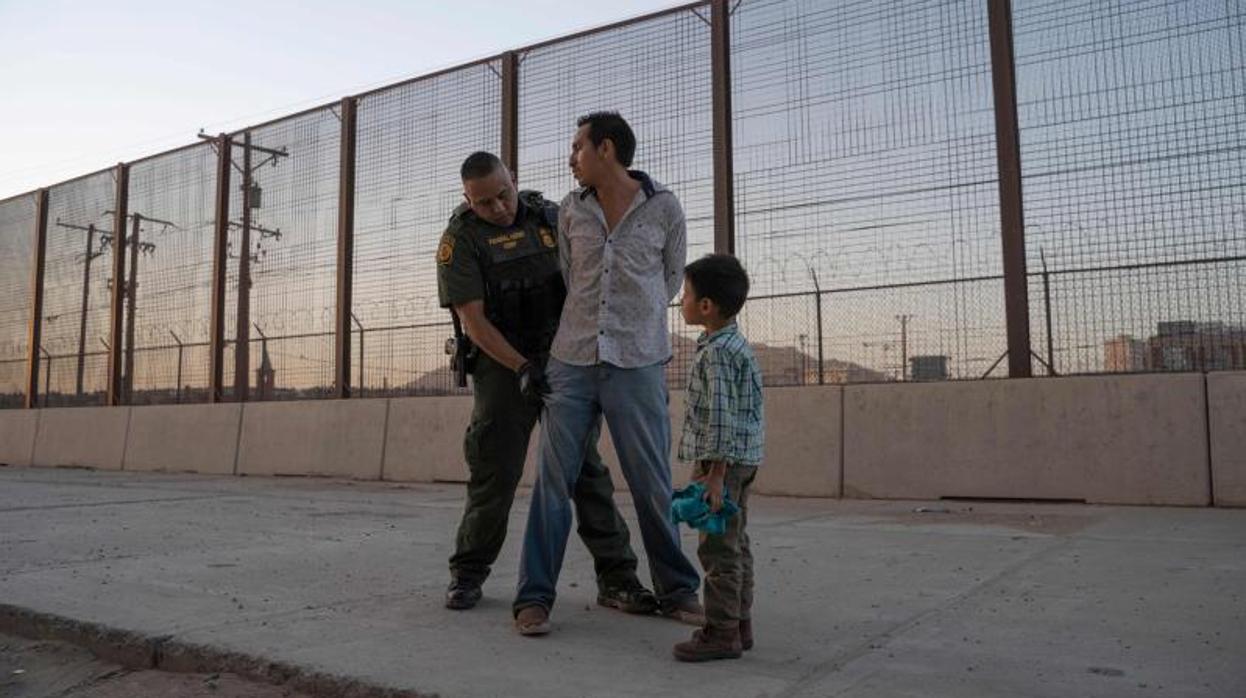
[514,605,551,636]
[740,618,753,651]
[673,626,743,662]
[660,596,706,626]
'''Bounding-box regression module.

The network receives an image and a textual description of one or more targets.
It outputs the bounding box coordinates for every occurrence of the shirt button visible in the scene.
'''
[599,330,605,335]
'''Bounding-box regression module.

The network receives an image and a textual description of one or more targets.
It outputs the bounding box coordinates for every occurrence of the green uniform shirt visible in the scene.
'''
[436,189,561,321]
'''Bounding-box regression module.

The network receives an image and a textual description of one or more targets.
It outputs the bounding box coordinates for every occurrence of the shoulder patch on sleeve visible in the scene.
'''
[436,234,456,266]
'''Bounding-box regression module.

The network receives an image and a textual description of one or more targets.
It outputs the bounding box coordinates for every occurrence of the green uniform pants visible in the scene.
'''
[449,354,639,590]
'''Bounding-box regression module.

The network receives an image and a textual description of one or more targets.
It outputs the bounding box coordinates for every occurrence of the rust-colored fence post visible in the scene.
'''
[234,132,253,402]
[987,0,1033,378]
[107,163,129,405]
[335,96,358,399]
[500,51,519,177]
[711,0,735,255]
[209,134,232,403]
[25,189,49,408]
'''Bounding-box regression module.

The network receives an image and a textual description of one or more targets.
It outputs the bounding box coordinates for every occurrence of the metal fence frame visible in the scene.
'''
[3,0,1241,408]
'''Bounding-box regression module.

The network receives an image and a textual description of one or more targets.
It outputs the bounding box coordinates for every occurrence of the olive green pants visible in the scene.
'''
[695,462,758,630]
[449,354,639,590]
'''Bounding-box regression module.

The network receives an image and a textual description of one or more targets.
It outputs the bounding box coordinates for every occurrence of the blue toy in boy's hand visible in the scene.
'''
[671,481,740,536]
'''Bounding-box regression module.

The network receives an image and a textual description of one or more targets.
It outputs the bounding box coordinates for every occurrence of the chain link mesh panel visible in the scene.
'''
[0,194,36,408]
[728,0,1007,383]
[223,108,340,401]
[518,8,714,255]
[41,172,116,407]
[123,144,217,404]
[1015,0,1246,374]
[354,62,501,397]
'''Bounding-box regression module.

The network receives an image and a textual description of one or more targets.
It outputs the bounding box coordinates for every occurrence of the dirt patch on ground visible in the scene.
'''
[881,505,1101,535]
[0,632,309,698]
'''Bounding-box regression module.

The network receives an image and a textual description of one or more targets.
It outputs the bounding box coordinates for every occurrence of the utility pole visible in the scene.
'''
[125,214,140,402]
[1041,249,1055,376]
[897,314,912,381]
[798,334,808,385]
[54,219,110,396]
[104,210,169,403]
[170,329,184,403]
[200,132,287,402]
[351,312,364,396]
[809,266,824,385]
[236,132,253,401]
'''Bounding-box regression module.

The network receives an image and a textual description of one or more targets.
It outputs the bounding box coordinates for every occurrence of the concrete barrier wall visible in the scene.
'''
[1208,372,1246,507]
[382,396,474,483]
[513,387,843,498]
[843,373,1210,506]
[6,371,1230,506]
[32,407,130,470]
[123,403,243,475]
[398,393,693,490]
[0,410,39,467]
[236,399,389,479]
[753,386,842,497]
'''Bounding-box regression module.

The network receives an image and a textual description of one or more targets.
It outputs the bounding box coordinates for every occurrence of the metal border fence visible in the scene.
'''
[0,0,1241,408]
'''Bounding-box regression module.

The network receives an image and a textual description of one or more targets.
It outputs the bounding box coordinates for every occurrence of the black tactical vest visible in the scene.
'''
[477,191,566,358]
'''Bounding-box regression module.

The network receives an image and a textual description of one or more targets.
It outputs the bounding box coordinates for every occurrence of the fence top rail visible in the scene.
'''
[43,165,117,193]
[126,140,215,168]
[514,0,711,55]
[0,189,39,207]
[226,100,344,139]
[353,55,502,102]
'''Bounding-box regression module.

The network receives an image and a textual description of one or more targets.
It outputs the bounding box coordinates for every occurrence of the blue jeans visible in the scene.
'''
[515,358,700,613]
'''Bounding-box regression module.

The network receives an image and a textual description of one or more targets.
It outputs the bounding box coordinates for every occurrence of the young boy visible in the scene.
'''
[673,253,765,662]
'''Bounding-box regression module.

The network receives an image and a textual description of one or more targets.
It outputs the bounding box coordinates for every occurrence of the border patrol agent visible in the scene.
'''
[436,151,657,614]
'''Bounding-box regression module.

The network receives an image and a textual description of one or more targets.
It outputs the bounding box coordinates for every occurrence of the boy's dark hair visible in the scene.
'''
[684,254,750,319]
[576,111,636,168]
[460,151,503,181]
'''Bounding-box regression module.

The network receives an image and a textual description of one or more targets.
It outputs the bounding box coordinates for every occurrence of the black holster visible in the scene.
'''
[447,310,477,388]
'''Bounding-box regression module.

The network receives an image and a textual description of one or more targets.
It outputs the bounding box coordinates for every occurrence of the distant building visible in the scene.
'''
[909,355,949,381]
[1104,335,1148,372]
[1148,321,1246,372]
[1105,321,1246,373]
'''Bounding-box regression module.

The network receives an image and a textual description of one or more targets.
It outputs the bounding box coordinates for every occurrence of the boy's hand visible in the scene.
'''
[701,461,727,513]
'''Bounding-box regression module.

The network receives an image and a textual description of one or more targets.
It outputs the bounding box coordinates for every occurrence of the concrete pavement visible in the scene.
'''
[0,466,1242,697]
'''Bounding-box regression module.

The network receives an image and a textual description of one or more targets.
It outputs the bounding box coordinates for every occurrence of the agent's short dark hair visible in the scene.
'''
[576,111,636,168]
[684,254,750,319]
[460,151,503,181]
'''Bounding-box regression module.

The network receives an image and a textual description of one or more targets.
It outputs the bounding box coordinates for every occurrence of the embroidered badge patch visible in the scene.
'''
[436,235,455,265]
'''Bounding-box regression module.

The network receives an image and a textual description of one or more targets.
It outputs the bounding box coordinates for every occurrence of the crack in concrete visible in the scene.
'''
[777,536,1076,698]
[0,494,228,514]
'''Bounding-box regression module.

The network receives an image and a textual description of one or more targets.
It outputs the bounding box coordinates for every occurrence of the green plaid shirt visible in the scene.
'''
[678,322,765,466]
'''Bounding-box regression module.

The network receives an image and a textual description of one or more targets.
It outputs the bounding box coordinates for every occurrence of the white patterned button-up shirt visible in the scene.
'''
[551,171,687,368]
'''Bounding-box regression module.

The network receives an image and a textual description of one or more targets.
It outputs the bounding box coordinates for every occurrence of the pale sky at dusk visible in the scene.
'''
[0,0,678,198]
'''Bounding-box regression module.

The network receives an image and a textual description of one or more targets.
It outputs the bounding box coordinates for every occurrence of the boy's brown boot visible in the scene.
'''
[672,626,743,662]
[740,618,753,651]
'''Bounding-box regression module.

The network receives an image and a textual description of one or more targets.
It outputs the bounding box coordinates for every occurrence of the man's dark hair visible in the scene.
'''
[576,111,636,168]
[684,254,750,319]
[460,151,504,181]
